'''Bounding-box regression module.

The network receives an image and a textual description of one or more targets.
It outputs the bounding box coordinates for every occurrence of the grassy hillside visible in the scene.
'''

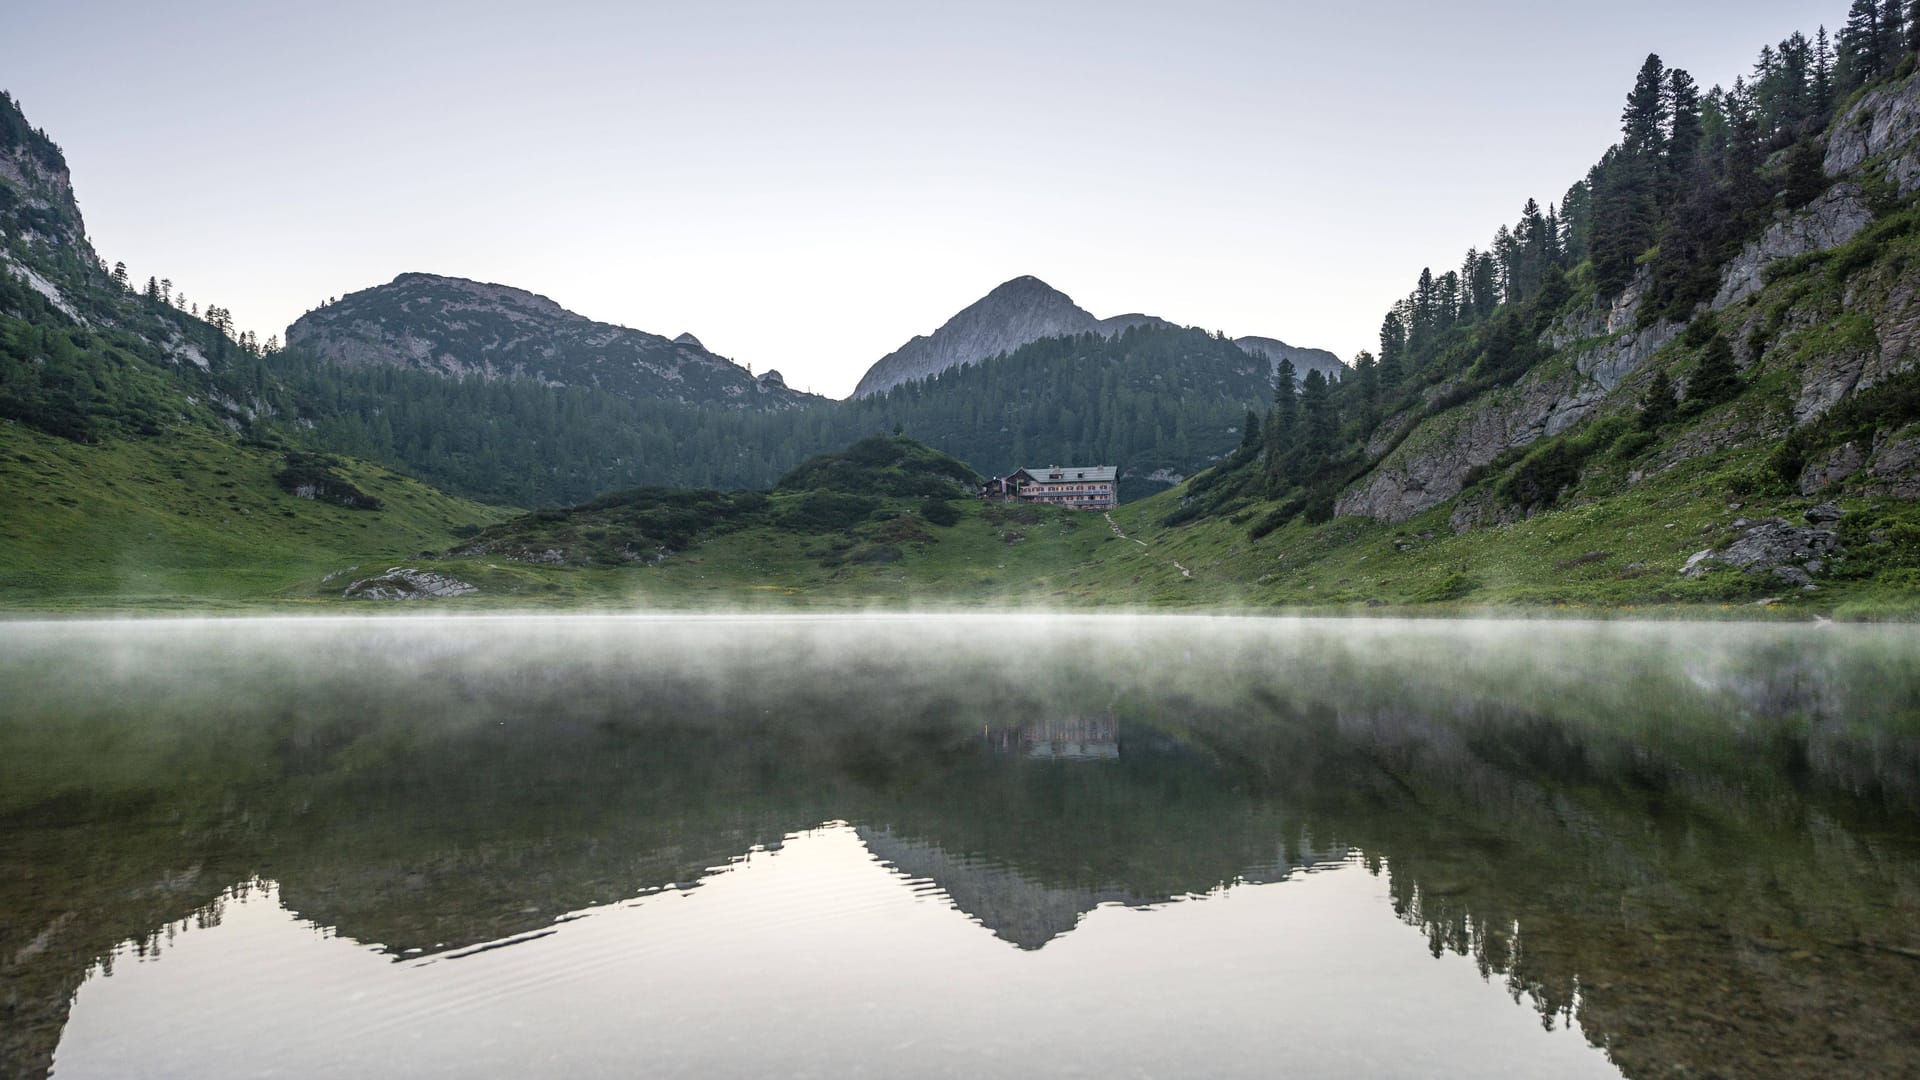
[0,423,508,609]
[2,421,1909,616]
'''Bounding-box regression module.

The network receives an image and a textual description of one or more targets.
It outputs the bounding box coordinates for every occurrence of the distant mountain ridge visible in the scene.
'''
[852,276,1170,398]
[286,273,813,408]
[853,274,1342,398]
[1233,336,1346,384]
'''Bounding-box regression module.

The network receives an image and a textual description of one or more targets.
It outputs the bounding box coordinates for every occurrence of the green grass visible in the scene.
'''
[5,417,1914,618]
[0,422,510,609]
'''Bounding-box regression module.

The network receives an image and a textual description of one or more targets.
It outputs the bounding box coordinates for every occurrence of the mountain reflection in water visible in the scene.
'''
[2,615,1917,1079]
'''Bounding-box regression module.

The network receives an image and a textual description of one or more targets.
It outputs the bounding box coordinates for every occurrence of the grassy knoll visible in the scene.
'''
[0,422,510,609]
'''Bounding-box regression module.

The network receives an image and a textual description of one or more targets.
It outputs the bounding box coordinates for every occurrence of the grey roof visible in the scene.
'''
[1011,465,1117,484]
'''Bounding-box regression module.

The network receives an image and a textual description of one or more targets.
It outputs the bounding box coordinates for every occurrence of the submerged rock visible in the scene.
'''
[342,567,478,600]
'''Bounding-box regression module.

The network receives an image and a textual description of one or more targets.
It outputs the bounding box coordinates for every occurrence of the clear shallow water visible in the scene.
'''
[3,614,1918,1079]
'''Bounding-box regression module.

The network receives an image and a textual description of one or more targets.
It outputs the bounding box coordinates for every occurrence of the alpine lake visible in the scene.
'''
[2,614,1917,1079]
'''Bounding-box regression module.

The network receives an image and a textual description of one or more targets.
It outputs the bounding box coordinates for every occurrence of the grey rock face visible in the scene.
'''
[1799,443,1866,495]
[0,143,91,258]
[1825,71,1920,195]
[1868,425,1920,497]
[288,274,815,408]
[342,567,479,600]
[1679,519,1841,581]
[1335,369,1576,523]
[1713,185,1874,309]
[1782,272,1920,425]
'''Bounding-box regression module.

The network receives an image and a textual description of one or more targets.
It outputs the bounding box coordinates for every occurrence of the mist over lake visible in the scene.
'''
[3,614,1917,1079]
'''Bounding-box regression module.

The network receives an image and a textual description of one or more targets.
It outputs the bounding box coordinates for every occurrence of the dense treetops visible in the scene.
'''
[773,434,981,498]
[265,323,1275,507]
[451,434,977,566]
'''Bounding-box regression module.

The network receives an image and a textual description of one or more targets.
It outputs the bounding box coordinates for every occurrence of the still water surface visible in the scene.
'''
[2,615,1917,1079]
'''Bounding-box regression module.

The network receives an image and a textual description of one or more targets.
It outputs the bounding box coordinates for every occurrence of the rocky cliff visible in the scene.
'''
[0,92,90,262]
[286,273,817,408]
[1334,70,1920,525]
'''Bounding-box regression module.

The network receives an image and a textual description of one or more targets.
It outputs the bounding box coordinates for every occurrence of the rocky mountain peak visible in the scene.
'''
[851,275,1157,398]
[286,274,816,409]
[984,275,1072,302]
[851,274,1333,400]
[380,273,584,323]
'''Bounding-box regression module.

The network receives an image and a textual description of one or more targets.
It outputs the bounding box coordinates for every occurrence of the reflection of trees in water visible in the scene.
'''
[5,617,1920,1080]
[1245,693,1920,1080]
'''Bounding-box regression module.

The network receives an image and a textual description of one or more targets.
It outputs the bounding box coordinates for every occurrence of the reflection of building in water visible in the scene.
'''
[985,713,1120,761]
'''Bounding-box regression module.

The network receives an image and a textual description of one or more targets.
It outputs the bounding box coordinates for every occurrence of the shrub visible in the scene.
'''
[920,498,960,527]
[774,491,879,532]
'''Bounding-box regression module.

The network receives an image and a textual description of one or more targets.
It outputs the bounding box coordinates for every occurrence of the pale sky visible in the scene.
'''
[2,0,1837,398]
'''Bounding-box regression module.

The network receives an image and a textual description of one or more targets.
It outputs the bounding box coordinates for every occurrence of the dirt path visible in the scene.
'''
[1106,512,1191,578]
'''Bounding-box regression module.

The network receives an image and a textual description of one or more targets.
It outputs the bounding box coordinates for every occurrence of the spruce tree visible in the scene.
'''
[1622,54,1669,155]
[1377,311,1406,389]
[1665,69,1703,198]
[1264,356,1299,490]
[1881,0,1906,66]
[1686,334,1741,407]
[1842,0,1883,87]
[1814,27,1835,114]
[1270,357,1298,438]
[1292,369,1335,488]
[1638,370,1677,429]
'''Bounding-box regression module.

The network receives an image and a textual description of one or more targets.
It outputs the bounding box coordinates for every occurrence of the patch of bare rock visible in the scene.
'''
[342,567,478,600]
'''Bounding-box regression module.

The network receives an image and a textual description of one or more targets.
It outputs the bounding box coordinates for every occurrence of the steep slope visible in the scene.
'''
[1336,70,1920,526]
[1139,48,1920,616]
[286,273,815,407]
[852,275,1170,397]
[0,92,508,606]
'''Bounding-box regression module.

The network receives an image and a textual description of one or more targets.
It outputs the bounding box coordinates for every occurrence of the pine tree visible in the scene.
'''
[1292,369,1335,488]
[1814,26,1835,114]
[1841,0,1883,87]
[1686,333,1741,407]
[111,262,128,289]
[1377,310,1406,388]
[144,276,159,300]
[1264,356,1299,489]
[1881,0,1907,66]
[1351,350,1380,427]
[1622,54,1669,155]
[1638,370,1677,429]
[1666,68,1703,195]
